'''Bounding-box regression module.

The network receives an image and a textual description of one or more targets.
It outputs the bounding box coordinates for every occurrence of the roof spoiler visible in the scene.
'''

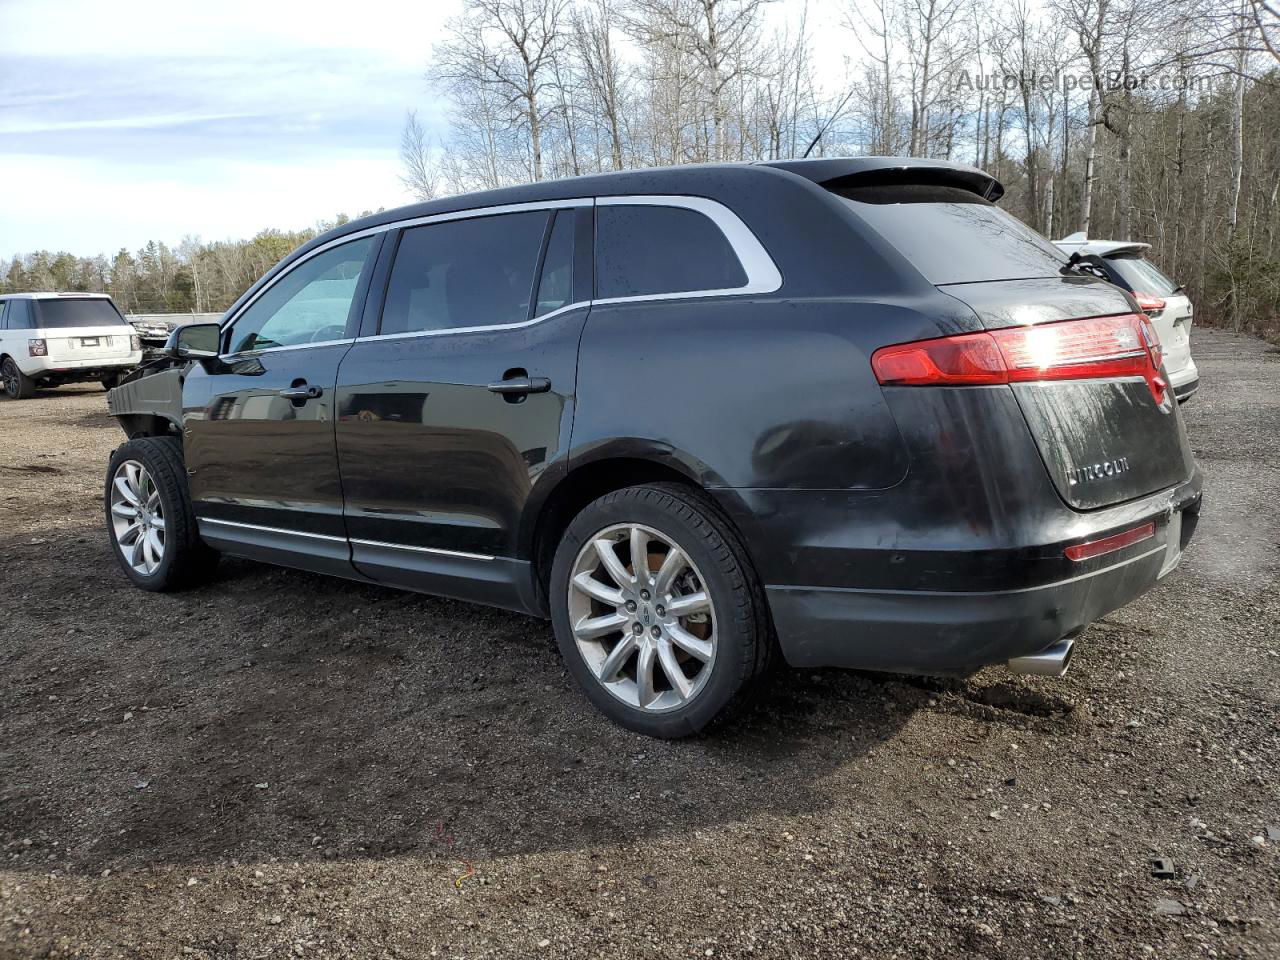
[761,157,1005,202]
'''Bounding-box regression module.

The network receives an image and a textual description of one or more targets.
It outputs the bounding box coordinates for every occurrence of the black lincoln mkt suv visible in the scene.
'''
[103,157,1201,737]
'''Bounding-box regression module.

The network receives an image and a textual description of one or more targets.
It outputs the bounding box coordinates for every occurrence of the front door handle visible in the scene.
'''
[279,384,323,401]
[487,376,551,396]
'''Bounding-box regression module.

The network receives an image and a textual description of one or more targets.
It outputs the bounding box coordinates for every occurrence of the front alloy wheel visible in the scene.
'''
[109,460,166,575]
[568,523,717,712]
[105,436,218,591]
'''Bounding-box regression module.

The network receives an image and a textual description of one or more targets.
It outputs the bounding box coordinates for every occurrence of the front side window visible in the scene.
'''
[595,205,748,299]
[381,211,549,336]
[227,237,374,354]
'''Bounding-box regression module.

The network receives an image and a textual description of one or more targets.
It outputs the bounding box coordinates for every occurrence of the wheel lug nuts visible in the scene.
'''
[655,605,665,616]
[625,600,637,613]
[640,590,650,601]
[650,625,662,639]
[632,622,643,634]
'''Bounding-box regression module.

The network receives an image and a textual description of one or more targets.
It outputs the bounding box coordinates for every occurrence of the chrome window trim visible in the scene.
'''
[218,199,592,334]
[218,194,782,348]
[220,337,355,361]
[593,194,783,302]
[357,300,590,343]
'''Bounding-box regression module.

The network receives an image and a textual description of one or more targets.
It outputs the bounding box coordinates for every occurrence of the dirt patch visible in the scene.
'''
[2,329,1278,959]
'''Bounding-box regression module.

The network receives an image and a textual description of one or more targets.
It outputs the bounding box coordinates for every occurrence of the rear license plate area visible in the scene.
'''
[1158,510,1183,578]
[80,337,100,347]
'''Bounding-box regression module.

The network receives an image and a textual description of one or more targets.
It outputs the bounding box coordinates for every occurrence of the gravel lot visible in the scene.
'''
[2,327,1277,959]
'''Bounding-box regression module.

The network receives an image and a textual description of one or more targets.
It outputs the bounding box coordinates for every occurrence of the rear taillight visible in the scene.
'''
[28,339,47,357]
[1064,522,1155,562]
[872,313,1168,405]
[130,335,141,351]
[1133,291,1165,317]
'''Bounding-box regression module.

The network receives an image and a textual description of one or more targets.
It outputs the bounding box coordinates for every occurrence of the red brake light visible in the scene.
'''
[1064,522,1155,562]
[1133,291,1165,316]
[868,331,1005,385]
[872,313,1168,405]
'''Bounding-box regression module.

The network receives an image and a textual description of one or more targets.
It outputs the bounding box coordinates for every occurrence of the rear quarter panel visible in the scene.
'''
[571,296,974,491]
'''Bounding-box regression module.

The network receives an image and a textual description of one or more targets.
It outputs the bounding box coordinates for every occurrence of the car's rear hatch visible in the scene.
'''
[1101,251,1196,381]
[35,298,135,363]
[825,169,1194,511]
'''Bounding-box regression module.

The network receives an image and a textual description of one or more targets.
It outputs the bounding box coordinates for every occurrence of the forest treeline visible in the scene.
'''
[2,216,370,317]
[4,0,1278,338]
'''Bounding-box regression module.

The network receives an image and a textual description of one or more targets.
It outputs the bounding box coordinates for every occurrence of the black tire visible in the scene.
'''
[1,357,36,400]
[101,374,121,391]
[105,436,219,591]
[550,482,775,738]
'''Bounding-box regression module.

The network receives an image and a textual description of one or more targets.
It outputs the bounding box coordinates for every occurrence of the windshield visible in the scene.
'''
[1105,254,1180,297]
[833,184,1068,286]
[35,299,128,329]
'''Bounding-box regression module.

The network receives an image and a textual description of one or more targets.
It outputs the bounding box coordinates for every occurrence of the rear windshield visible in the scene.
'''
[35,298,128,328]
[1105,254,1179,297]
[831,184,1068,285]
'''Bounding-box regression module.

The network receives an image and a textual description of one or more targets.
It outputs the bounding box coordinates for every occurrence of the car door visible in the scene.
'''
[335,203,592,611]
[183,234,381,576]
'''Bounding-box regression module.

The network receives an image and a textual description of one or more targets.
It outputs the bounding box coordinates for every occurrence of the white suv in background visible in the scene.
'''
[1054,234,1199,402]
[0,293,142,400]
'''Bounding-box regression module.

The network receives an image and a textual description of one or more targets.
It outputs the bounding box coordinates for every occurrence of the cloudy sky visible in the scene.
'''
[0,0,463,258]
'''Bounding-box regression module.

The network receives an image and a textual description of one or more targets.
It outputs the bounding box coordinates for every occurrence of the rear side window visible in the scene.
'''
[381,211,548,336]
[1105,254,1179,296]
[596,205,747,299]
[7,299,36,330]
[534,211,575,317]
[33,298,128,329]
[832,184,1067,285]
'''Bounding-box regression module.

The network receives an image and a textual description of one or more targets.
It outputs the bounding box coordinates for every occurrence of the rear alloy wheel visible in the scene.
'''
[567,522,718,712]
[551,483,773,737]
[1,358,35,399]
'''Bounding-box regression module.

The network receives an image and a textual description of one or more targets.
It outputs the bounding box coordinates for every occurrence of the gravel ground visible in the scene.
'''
[1,327,1277,960]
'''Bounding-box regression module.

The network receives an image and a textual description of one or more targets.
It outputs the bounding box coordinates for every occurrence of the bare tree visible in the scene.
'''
[574,0,629,169]
[399,110,443,201]
[435,0,570,181]
[625,0,774,162]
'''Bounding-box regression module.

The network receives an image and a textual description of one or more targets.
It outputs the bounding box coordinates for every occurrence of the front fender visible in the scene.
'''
[106,367,185,438]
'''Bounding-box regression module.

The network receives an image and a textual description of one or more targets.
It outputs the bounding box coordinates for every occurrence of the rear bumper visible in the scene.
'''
[717,472,1202,675]
[22,354,140,377]
[1168,359,1199,400]
[766,535,1175,673]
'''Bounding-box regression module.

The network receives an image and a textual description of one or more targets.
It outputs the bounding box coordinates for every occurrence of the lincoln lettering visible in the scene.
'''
[1068,456,1131,486]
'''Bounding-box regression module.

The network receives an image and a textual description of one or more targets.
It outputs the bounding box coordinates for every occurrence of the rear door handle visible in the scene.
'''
[487,376,551,395]
[279,384,323,401]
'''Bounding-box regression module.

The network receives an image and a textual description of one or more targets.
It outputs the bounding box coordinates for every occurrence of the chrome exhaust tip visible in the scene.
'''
[1008,638,1075,677]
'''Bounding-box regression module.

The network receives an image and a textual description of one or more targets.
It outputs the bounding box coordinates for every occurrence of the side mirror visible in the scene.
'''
[165,322,221,359]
